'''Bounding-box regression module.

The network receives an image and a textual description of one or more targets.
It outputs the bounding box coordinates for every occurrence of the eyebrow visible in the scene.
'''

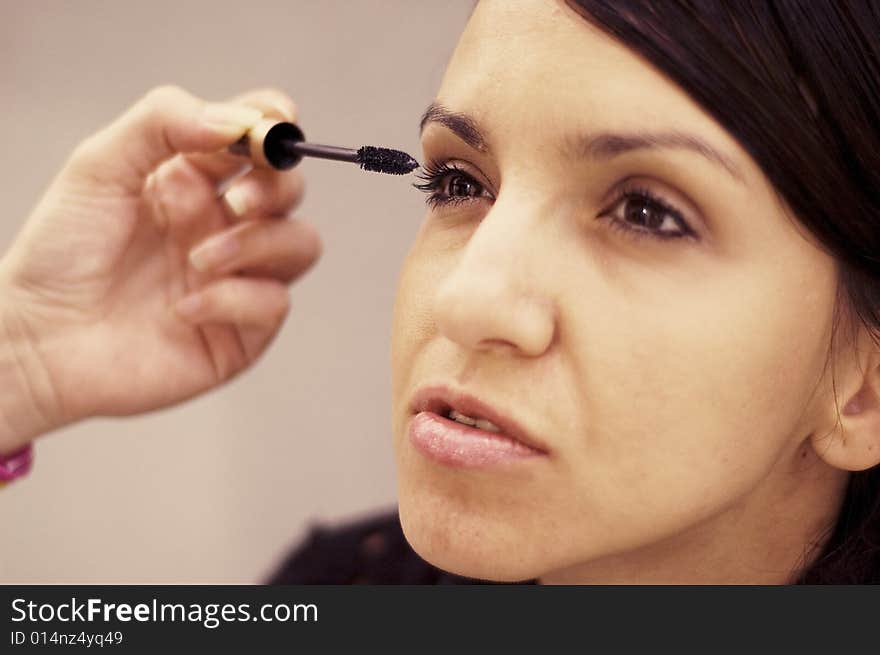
[419,102,488,152]
[418,101,745,184]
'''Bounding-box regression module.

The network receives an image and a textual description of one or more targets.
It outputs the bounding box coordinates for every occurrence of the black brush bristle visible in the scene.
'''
[357,146,419,175]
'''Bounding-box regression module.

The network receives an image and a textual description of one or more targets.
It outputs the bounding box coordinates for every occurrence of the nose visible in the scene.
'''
[432,197,557,357]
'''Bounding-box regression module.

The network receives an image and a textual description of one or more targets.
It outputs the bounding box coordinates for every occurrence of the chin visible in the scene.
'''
[396,485,548,583]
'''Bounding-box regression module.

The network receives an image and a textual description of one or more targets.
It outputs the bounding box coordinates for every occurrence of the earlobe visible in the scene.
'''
[812,357,880,472]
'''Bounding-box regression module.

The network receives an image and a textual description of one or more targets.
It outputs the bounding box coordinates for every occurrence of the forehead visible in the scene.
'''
[435,0,749,166]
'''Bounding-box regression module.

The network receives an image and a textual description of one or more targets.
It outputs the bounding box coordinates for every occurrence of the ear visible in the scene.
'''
[811,333,880,472]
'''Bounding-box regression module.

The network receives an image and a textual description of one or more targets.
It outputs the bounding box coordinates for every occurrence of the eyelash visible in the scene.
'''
[412,160,486,210]
[412,160,695,243]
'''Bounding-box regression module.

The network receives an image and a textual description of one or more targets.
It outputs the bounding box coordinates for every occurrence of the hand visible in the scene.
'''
[0,86,322,449]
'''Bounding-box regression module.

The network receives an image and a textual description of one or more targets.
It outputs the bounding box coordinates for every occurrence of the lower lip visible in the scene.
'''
[408,411,547,468]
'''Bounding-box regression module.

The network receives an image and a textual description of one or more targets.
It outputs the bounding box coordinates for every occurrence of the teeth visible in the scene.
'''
[449,409,501,433]
[449,409,477,426]
[474,418,502,433]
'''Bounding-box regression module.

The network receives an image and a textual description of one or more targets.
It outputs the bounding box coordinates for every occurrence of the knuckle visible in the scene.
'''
[68,133,102,166]
[153,159,206,218]
[156,157,192,187]
[143,84,189,108]
[251,87,297,120]
[137,85,196,122]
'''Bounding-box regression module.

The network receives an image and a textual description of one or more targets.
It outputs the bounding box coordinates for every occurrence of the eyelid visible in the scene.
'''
[412,159,494,213]
[422,138,500,192]
[415,159,488,193]
[449,161,495,197]
[603,176,704,234]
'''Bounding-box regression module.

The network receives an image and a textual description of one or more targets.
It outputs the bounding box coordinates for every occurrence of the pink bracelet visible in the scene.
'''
[0,443,34,486]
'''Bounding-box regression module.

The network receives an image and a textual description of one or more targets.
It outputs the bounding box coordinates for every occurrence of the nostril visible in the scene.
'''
[477,338,518,355]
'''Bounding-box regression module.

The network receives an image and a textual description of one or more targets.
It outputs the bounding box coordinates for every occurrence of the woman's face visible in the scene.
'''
[390,0,848,583]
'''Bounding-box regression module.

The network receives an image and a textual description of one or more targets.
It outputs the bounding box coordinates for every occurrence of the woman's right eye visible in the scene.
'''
[412,161,491,209]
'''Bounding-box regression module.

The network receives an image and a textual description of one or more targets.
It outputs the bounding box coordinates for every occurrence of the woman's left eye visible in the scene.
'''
[413,161,490,209]
[598,187,696,242]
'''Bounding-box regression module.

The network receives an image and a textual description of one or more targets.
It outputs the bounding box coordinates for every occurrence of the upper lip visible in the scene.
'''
[409,384,550,454]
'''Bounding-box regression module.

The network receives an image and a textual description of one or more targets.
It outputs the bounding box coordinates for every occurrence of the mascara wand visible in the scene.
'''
[228,120,419,175]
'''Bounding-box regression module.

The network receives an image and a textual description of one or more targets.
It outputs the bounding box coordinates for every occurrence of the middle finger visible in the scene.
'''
[220,166,305,222]
[188,216,322,283]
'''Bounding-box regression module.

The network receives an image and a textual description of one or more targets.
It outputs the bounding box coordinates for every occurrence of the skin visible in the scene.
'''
[0,87,319,452]
[2,0,879,583]
[390,0,880,583]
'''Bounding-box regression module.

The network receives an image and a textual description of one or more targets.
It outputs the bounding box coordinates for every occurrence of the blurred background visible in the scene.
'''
[0,0,472,582]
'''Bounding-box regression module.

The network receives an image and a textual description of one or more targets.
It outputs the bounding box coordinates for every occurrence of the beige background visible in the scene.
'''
[0,1,472,583]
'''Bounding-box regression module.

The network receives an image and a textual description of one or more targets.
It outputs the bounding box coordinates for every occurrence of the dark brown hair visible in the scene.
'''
[565,0,880,583]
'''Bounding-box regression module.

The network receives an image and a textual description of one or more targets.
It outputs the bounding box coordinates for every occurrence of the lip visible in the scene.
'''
[408,384,550,455]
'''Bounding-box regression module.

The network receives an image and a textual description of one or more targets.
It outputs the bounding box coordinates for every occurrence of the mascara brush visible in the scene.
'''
[228,120,419,175]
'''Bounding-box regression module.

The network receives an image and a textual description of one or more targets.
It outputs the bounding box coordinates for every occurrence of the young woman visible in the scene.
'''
[1,0,878,583]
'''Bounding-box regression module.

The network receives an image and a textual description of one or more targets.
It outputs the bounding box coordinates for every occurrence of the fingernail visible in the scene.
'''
[223,185,250,218]
[189,232,241,272]
[174,292,203,318]
[202,102,263,136]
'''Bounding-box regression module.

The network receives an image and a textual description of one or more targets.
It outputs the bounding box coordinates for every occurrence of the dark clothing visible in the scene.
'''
[265,506,537,585]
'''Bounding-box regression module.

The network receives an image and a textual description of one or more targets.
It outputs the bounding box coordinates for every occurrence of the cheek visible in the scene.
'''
[390,234,442,421]
[562,258,836,532]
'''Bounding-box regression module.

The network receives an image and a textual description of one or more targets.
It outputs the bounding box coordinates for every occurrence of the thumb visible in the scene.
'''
[64,85,263,194]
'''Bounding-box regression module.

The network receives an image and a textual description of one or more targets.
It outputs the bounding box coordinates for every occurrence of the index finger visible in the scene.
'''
[65,85,264,194]
[183,88,299,184]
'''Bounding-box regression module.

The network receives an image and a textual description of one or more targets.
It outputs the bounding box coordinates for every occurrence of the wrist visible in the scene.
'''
[0,295,65,454]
